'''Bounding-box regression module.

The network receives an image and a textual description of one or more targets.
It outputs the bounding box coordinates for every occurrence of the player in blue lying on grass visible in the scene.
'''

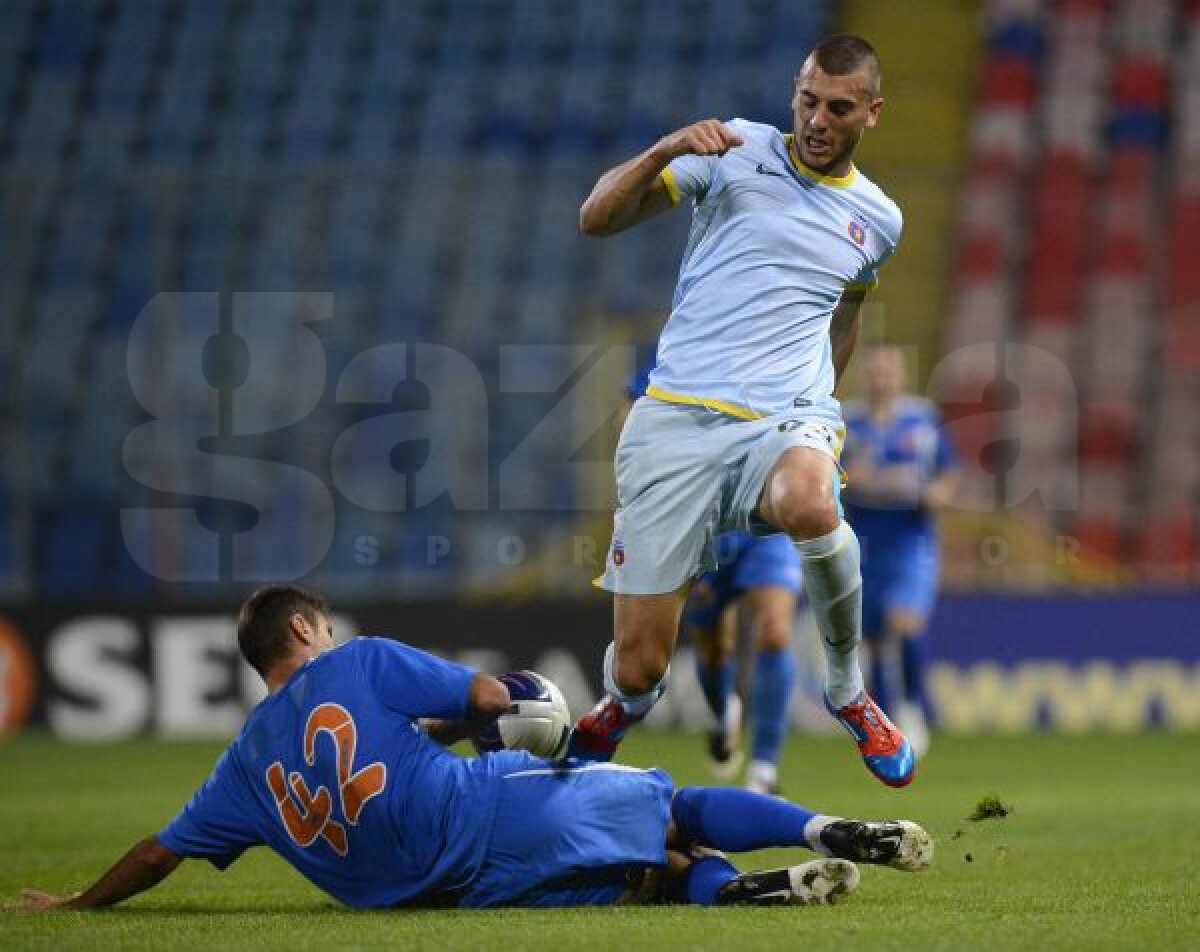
[841,344,959,757]
[625,349,803,795]
[7,586,932,913]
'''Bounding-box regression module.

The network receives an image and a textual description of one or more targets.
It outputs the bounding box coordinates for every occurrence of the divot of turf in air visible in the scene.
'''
[967,796,1012,822]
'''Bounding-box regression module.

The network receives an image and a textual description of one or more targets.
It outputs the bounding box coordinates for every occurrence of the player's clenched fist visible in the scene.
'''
[657,119,745,160]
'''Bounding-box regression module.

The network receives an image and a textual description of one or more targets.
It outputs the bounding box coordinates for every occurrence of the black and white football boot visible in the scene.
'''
[715,858,860,906]
[810,818,934,872]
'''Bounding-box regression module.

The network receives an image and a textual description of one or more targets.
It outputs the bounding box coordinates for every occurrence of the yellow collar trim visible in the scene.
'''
[785,134,858,188]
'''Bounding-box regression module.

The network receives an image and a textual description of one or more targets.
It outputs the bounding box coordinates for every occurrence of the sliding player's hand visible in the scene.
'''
[2,888,77,912]
[658,119,745,159]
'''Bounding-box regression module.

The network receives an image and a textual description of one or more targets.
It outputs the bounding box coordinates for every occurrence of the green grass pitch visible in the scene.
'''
[2,732,1197,950]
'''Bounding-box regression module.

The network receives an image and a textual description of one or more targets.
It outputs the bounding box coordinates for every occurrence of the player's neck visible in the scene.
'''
[264,653,310,693]
[868,395,896,422]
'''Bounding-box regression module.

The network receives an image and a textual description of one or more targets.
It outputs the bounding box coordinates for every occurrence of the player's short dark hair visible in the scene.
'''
[236,585,329,677]
[808,34,882,95]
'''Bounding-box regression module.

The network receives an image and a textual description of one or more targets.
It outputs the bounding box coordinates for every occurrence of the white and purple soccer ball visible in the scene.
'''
[472,670,572,759]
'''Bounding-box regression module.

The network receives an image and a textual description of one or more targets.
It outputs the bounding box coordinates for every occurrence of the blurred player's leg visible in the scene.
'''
[687,593,743,779]
[885,544,939,757]
[889,608,932,758]
[861,559,901,716]
[866,641,900,717]
[744,585,798,795]
[901,634,934,724]
[568,589,687,761]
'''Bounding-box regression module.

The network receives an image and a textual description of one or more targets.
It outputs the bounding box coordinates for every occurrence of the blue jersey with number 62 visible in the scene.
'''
[158,638,530,908]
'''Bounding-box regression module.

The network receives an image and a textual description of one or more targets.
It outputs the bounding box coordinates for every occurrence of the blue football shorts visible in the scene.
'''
[683,531,803,629]
[461,760,674,908]
[860,536,941,640]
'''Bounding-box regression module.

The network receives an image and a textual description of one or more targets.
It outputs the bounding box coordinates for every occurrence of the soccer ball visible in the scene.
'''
[472,670,572,759]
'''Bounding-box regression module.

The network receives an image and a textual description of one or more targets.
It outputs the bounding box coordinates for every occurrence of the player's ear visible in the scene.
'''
[865,96,883,128]
[288,611,314,645]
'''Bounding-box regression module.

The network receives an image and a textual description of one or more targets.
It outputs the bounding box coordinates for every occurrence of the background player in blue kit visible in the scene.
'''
[9,586,931,912]
[625,352,804,794]
[842,344,959,757]
[572,35,916,788]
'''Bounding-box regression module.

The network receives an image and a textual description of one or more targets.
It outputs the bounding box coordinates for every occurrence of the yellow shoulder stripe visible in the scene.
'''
[659,167,682,205]
[844,279,878,292]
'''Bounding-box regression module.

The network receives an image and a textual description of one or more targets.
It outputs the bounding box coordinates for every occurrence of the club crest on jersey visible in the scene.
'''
[847,219,868,245]
[612,540,626,566]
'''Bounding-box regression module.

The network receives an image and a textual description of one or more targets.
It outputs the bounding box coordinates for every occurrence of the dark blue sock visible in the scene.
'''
[695,655,734,725]
[672,786,817,852]
[901,637,934,724]
[751,647,795,764]
[869,644,897,717]
[680,854,739,906]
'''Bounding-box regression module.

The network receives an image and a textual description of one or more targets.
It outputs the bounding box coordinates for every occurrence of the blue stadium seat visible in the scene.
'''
[7,0,843,596]
[38,502,107,594]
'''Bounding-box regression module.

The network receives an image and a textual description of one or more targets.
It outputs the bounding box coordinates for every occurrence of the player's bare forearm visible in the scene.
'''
[831,291,867,385]
[922,470,960,511]
[10,836,182,911]
[579,146,675,236]
[420,718,474,746]
[421,673,511,747]
[579,119,745,236]
[847,461,921,506]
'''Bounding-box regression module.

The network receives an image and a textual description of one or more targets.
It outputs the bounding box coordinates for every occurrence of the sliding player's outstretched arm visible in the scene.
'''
[579,119,744,236]
[7,835,183,911]
[421,672,511,746]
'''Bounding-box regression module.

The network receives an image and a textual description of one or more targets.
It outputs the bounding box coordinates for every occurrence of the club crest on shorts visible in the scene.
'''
[612,540,626,566]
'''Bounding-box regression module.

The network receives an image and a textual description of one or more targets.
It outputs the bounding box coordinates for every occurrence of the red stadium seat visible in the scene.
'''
[1107,147,1156,192]
[979,56,1039,106]
[1137,516,1197,584]
[957,234,1005,280]
[1112,58,1169,108]
[1095,231,1148,276]
[1162,312,1200,369]
[1166,196,1200,304]
[1079,403,1135,462]
[1072,518,1125,563]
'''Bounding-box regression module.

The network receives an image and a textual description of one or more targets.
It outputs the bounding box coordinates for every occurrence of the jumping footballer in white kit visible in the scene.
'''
[570,34,915,787]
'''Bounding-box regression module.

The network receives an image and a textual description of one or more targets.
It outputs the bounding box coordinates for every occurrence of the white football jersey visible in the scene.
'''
[649,118,903,422]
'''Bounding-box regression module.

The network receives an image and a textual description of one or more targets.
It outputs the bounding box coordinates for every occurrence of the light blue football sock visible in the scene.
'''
[794,522,865,708]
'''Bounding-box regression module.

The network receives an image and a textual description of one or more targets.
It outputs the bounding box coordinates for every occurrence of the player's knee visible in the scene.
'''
[755,616,792,651]
[768,479,839,540]
[615,643,670,696]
